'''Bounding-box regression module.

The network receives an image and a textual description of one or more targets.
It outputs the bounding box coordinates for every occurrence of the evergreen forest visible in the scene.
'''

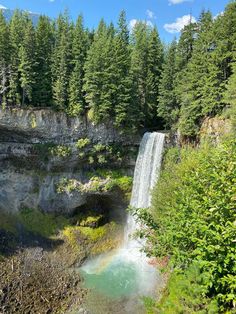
[0,1,236,135]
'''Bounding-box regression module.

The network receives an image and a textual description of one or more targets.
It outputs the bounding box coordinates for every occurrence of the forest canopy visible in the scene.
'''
[0,1,236,134]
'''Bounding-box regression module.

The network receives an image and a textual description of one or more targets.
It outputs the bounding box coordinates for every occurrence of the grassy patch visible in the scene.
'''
[18,208,69,238]
[62,221,119,256]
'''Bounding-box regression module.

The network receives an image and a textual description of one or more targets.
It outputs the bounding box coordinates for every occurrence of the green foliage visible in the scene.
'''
[49,145,72,157]
[33,143,72,160]
[224,62,236,131]
[80,215,103,228]
[156,264,219,314]
[18,208,68,238]
[145,140,236,311]
[30,113,37,128]
[56,170,132,195]
[34,15,54,106]
[68,15,88,116]
[2,4,236,134]
[158,40,178,129]
[93,143,106,152]
[18,18,36,105]
[75,138,91,149]
[0,208,69,240]
[63,225,106,245]
[52,12,72,110]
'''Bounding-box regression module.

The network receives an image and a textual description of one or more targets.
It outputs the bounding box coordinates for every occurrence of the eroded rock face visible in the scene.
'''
[0,108,138,144]
[0,108,138,213]
[200,117,232,143]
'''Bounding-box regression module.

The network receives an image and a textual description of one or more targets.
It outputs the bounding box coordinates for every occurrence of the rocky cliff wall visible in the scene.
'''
[0,108,139,213]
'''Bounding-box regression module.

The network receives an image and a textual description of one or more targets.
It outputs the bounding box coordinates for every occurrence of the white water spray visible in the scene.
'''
[81,132,165,299]
[123,132,165,256]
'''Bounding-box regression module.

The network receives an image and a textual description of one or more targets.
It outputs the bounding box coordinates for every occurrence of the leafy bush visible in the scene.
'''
[57,170,132,195]
[140,140,236,311]
[93,143,106,152]
[155,264,219,314]
[75,138,91,149]
[49,145,72,158]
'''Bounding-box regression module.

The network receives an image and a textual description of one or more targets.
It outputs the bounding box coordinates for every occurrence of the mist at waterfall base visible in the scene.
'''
[80,133,165,309]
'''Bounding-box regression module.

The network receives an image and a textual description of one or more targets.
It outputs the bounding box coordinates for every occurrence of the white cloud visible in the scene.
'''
[164,14,196,33]
[146,20,154,28]
[146,9,156,19]
[169,0,191,5]
[214,11,224,20]
[129,19,138,29]
[129,19,153,30]
[0,4,7,9]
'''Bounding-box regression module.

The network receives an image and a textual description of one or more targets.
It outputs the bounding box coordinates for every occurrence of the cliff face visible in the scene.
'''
[0,108,139,213]
[200,117,232,143]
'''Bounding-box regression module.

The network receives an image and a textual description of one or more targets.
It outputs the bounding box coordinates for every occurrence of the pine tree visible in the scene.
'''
[8,10,26,105]
[146,26,163,127]
[83,19,115,122]
[0,12,10,105]
[68,15,87,116]
[158,40,178,128]
[18,16,36,106]
[213,2,236,81]
[35,15,54,106]
[176,21,197,72]
[224,62,236,128]
[178,11,224,137]
[113,10,132,128]
[52,13,72,110]
[130,22,149,127]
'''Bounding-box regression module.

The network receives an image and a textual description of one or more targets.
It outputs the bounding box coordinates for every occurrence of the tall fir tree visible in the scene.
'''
[52,13,72,110]
[224,61,236,128]
[35,15,54,106]
[157,40,178,129]
[113,10,132,129]
[176,21,197,72]
[8,10,26,105]
[68,15,88,116]
[83,19,115,122]
[130,22,149,127]
[146,26,164,127]
[0,11,10,105]
[178,11,224,137]
[18,17,36,105]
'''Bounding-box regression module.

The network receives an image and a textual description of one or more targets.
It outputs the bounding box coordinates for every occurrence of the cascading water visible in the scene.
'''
[124,132,165,253]
[80,132,165,313]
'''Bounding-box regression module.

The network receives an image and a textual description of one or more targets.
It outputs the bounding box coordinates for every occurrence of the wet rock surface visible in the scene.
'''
[0,108,137,214]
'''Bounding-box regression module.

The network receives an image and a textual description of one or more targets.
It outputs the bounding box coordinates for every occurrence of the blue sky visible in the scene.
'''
[0,0,230,41]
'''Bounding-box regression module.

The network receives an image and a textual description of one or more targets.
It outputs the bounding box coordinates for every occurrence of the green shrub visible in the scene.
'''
[97,154,107,164]
[75,138,91,149]
[93,143,106,152]
[156,264,219,314]
[57,170,132,195]
[49,145,72,158]
[138,140,236,311]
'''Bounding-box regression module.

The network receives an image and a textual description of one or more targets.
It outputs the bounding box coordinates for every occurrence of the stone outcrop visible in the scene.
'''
[200,117,232,143]
[0,108,139,144]
[0,108,139,213]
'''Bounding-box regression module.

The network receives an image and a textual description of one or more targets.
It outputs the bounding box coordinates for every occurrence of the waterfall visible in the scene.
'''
[130,132,165,208]
[80,132,166,303]
[123,132,165,255]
